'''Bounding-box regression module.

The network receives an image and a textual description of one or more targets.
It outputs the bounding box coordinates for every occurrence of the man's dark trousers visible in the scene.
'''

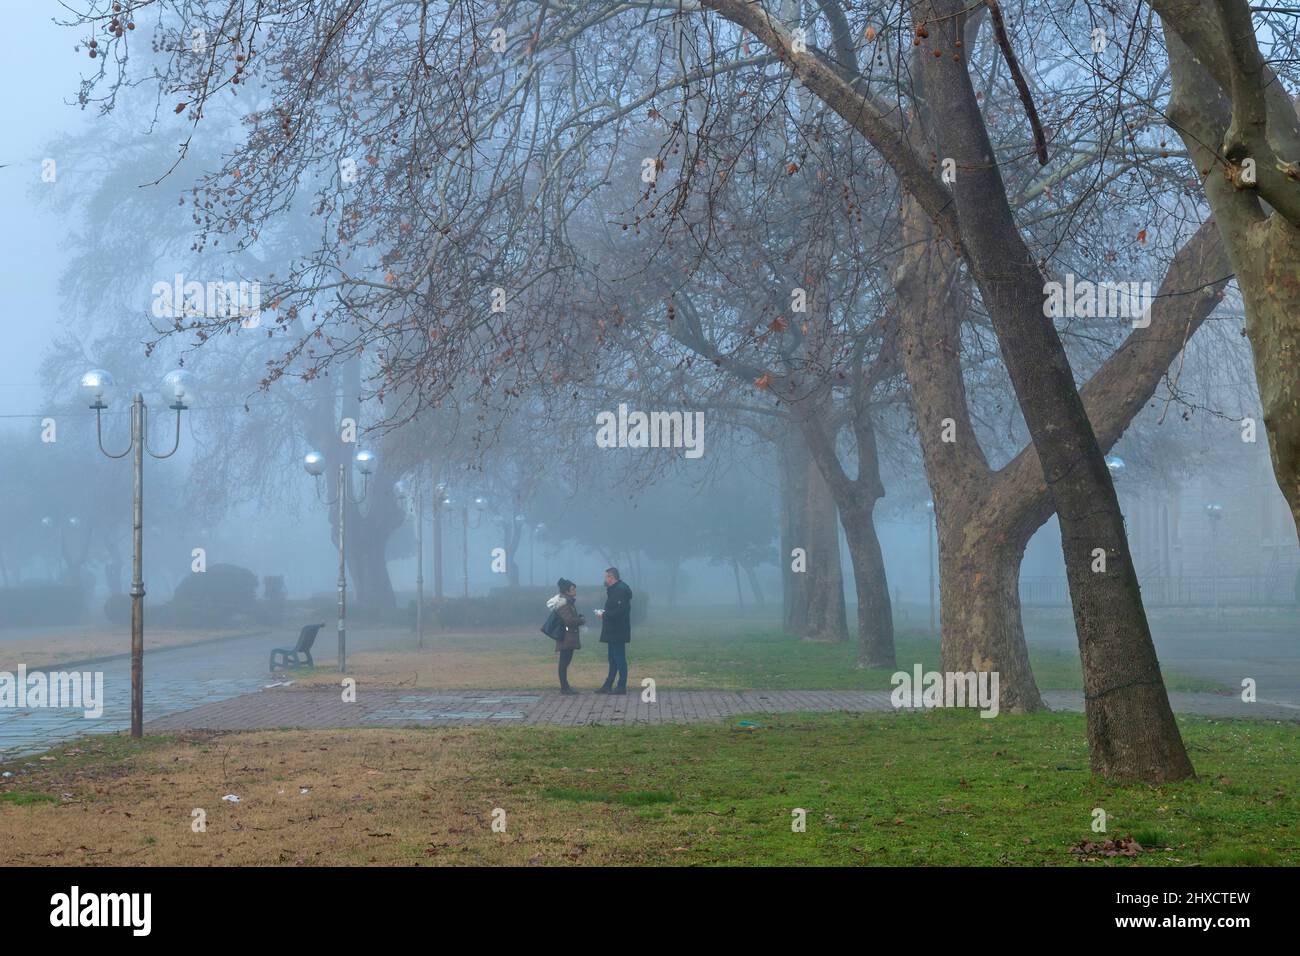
[599,578,633,691]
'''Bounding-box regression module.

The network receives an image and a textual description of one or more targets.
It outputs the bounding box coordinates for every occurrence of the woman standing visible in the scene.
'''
[548,578,585,694]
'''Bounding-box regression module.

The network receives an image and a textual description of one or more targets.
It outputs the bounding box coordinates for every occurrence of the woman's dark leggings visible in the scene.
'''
[558,649,575,688]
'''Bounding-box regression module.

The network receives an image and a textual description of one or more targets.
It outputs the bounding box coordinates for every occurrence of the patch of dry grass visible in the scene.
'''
[0,729,676,866]
[3,712,1295,866]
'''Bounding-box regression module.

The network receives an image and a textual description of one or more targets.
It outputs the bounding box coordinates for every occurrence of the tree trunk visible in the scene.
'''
[1157,13,1300,537]
[937,498,1044,713]
[801,452,850,643]
[911,0,1191,780]
[777,418,848,641]
[788,379,896,665]
[839,500,896,669]
[743,563,765,609]
[732,558,745,610]
[777,420,810,634]
[348,529,395,611]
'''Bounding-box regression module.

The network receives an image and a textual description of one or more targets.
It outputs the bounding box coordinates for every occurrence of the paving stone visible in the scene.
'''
[136,686,1300,733]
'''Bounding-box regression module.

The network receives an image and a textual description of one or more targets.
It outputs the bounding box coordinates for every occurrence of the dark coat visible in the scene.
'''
[599,579,633,644]
[554,597,584,651]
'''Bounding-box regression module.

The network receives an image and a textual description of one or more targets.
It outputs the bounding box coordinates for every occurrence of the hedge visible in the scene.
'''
[422,585,649,630]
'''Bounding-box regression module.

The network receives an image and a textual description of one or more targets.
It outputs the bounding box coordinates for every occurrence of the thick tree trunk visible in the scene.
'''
[839,500,896,669]
[801,453,850,643]
[1158,17,1300,537]
[777,419,849,641]
[911,0,1191,780]
[896,199,1047,711]
[348,521,397,612]
[937,496,1044,713]
[791,388,893,662]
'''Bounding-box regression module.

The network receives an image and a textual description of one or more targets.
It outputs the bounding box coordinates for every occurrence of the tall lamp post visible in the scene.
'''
[81,367,195,738]
[395,478,425,649]
[304,447,376,673]
[432,484,447,601]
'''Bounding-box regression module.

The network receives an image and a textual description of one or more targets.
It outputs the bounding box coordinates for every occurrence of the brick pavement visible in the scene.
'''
[143,686,1300,732]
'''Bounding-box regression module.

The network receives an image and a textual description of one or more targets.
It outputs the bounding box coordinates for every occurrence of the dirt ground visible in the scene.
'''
[0,729,668,866]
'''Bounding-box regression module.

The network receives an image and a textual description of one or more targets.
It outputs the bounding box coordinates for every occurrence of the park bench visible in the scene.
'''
[269,623,324,671]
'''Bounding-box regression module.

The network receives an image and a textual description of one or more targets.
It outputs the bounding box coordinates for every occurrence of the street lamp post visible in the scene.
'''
[432,484,446,601]
[304,447,376,673]
[82,368,194,738]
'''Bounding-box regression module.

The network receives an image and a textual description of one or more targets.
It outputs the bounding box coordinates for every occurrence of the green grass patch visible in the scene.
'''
[485,709,1300,865]
[0,791,59,806]
[542,787,676,807]
[598,614,1220,693]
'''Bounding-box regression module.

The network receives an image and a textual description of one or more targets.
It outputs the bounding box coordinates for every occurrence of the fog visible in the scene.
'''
[1,1,1298,768]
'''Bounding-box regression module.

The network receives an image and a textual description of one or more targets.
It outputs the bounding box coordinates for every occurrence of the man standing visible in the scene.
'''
[595,566,633,694]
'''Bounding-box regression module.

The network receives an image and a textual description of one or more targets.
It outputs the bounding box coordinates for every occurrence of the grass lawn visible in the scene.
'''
[1,709,1294,866]
[283,612,1225,693]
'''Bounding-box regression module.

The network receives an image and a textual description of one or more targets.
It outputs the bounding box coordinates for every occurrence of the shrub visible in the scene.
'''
[427,584,648,630]
[166,563,259,627]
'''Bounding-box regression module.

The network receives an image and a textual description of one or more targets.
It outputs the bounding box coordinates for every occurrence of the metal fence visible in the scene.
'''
[1019,575,1300,607]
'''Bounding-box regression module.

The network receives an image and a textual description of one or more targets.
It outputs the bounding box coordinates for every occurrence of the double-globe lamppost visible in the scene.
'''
[304,447,376,673]
[80,367,196,738]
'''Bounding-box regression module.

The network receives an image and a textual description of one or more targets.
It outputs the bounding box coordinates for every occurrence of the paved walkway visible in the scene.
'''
[143,686,1300,732]
[0,628,394,760]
